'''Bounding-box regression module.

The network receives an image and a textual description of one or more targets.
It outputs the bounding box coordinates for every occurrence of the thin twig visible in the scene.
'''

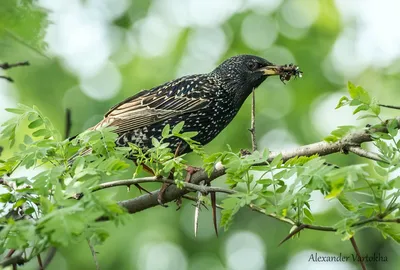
[90,177,235,195]
[0,61,29,83]
[87,239,100,270]
[347,146,387,163]
[37,254,43,270]
[350,237,367,270]
[378,104,400,110]
[0,75,13,82]
[0,61,30,70]
[249,88,257,151]
[279,224,306,246]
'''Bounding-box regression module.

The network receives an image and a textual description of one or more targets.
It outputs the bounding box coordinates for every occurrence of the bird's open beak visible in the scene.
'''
[258,65,282,76]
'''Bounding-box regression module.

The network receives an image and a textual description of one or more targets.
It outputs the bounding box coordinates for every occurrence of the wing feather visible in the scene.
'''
[92,75,212,134]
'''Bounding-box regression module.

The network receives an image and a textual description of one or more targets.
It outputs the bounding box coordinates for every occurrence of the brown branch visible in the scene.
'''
[350,237,367,270]
[37,254,43,270]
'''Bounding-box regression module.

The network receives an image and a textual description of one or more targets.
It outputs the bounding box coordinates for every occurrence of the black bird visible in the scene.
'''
[90,55,300,154]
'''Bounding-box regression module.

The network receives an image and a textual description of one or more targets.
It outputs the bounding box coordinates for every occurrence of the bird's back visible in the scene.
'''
[91,73,237,155]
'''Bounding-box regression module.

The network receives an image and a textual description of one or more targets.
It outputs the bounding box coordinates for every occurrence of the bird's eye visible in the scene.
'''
[247,61,262,71]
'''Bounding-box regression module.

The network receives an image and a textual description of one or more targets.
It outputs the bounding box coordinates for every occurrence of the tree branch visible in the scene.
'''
[347,146,387,163]
[117,118,400,215]
[0,253,25,268]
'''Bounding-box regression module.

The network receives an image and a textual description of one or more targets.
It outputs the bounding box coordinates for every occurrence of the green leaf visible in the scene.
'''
[151,137,160,147]
[337,194,357,212]
[335,96,350,109]
[370,102,381,116]
[377,224,400,243]
[353,104,369,115]
[348,82,371,105]
[220,196,241,231]
[32,129,50,138]
[23,135,33,144]
[303,207,314,222]
[356,114,378,120]
[270,153,282,167]
[5,108,26,114]
[172,121,184,135]
[257,179,273,185]
[181,131,198,139]
[28,118,43,129]
[161,124,170,138]
[387,119,398,137]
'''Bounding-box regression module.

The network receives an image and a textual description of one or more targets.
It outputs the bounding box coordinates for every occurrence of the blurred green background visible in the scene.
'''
[1,0,400,269]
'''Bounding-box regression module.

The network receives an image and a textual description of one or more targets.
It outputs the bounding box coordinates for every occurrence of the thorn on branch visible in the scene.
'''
[279,224,306,246]
[210,190,218,237]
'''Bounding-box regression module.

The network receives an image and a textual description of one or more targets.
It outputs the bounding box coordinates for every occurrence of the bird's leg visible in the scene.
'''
[185,165,201,183]
[158,141,183,207]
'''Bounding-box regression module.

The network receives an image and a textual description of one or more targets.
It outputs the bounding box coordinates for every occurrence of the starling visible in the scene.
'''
[90,55,301,154]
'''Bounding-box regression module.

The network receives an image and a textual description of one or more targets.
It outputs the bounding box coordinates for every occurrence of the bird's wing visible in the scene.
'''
[92,76,211,134]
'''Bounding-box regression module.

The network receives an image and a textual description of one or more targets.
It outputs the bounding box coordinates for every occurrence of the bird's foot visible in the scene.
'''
[157,182,170,207]
[185,166,201,183]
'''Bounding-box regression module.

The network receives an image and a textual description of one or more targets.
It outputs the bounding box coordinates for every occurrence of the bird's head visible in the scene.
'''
[212,54,294,105]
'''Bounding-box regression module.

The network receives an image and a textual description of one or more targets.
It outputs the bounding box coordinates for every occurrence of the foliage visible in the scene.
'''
[0,83,399,266]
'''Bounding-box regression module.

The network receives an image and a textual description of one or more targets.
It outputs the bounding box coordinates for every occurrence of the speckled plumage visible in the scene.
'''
[91,55,276,154]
